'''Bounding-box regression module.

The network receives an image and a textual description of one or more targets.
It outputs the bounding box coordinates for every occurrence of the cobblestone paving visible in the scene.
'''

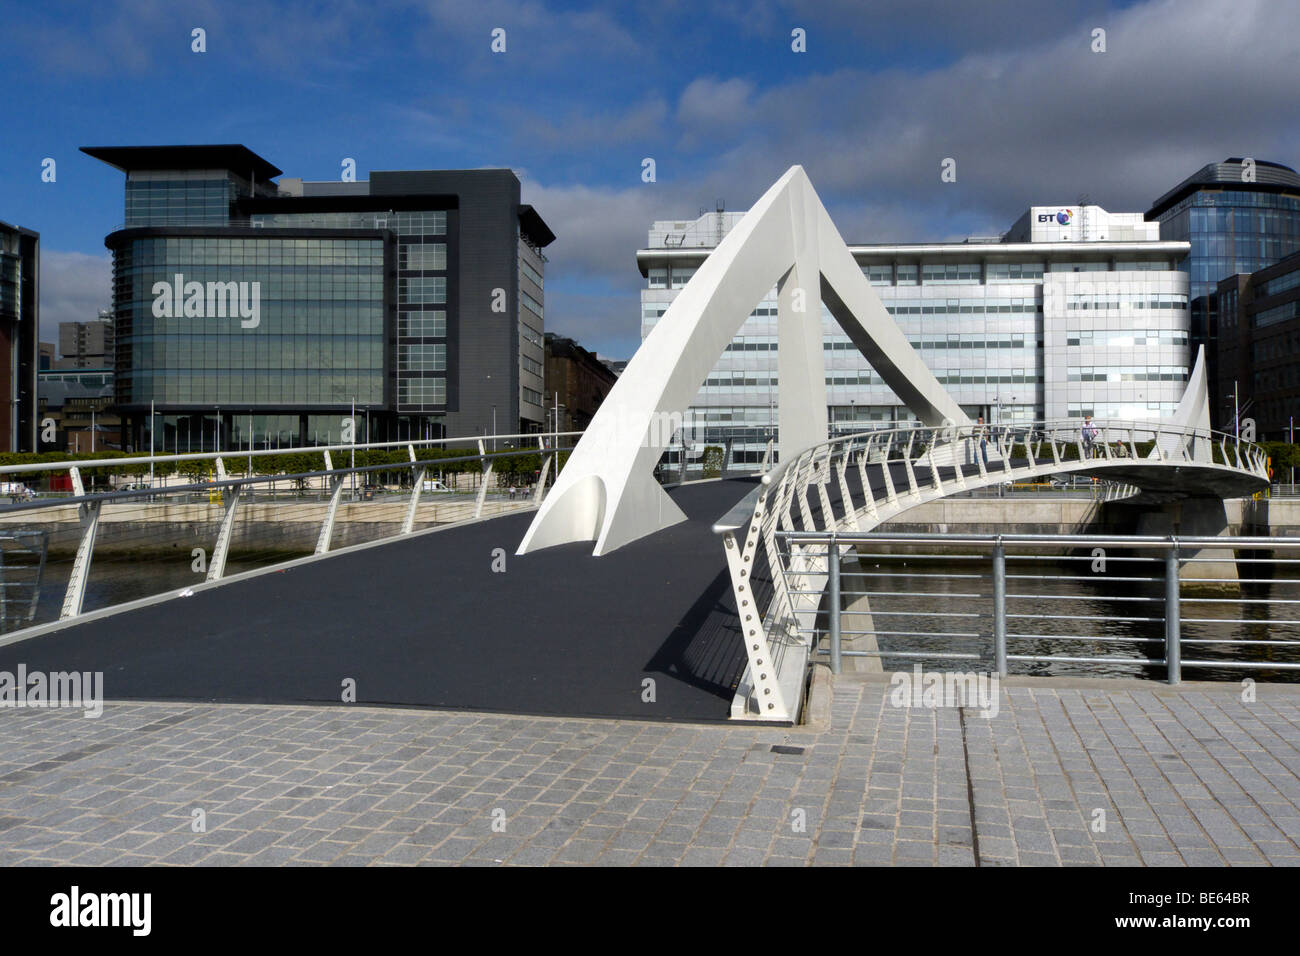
[0,675,1297,866]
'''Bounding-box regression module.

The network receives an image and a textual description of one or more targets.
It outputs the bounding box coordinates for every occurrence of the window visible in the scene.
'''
[520,290,544,320]
[921,262,981,283]
[520,258,544,289]
[398,276,446,304]
[399,311,446,337]
[400,243,446,271]
[987,262,1044,280]
[398,378,446,405]
[648,267,668,289]
[398,344,446,371]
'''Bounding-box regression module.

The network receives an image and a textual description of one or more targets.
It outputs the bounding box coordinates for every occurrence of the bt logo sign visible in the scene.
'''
[1038,208,1073,225]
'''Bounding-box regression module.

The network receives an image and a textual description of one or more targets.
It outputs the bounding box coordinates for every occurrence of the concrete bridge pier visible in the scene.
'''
[1124,497,1241,592]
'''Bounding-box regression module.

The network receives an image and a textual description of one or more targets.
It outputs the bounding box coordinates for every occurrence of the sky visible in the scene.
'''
[2,0,1298,359]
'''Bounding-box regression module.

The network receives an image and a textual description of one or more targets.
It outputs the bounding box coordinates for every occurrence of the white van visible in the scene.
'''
[421,479,450,492]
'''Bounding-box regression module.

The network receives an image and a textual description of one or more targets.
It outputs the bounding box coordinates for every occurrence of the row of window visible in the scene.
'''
[125,340,385,369]
[1263,269,1300,298]
[119,369,384,405]
[885,298,1039,315]
[1066,330,1189,347]
[131,237,384,259]
[1065,294,1189,310]
[521,354,542,377]
[520,323,542,347]
[522,386,543,407]
[1067,367,1189,382]
[1253,366,1300,392]
[702,370,1046,389]
[1255,300,1300,329]
[251,211,448,234]
[1066,402,1179,418]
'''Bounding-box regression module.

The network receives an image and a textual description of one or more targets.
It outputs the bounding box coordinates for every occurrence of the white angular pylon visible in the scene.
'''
[517,165,970,557]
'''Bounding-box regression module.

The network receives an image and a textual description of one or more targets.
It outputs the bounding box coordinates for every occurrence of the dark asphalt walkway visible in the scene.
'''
[0,480,759,722]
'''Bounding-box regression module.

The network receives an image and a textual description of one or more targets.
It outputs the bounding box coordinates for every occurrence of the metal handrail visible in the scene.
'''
[0,430,584,478]
[778,529,1300,684]
[0,435,578,631]
[712,417,1271,717]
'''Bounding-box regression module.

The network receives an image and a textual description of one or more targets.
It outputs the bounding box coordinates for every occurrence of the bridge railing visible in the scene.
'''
[0,432,580,637]
[776,531,1300,684]
[714,418,1269,719]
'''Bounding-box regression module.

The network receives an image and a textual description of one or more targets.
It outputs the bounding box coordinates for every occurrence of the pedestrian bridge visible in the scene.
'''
[713,417,1269,721]
[0,165,1277,724]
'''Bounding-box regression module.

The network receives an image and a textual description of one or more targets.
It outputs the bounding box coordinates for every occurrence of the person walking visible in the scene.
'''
[1081,415,1099,458]
[975,416,989,469]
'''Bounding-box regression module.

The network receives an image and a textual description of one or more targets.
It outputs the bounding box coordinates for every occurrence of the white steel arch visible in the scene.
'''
[518,166,970,557]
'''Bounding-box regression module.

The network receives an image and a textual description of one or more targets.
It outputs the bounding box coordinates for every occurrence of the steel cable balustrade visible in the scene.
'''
[776,532,1300,683]
[0,433,581,634]
[714,418,1271,719]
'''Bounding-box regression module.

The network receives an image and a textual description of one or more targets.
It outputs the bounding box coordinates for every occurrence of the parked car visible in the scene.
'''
[421,479,450,492]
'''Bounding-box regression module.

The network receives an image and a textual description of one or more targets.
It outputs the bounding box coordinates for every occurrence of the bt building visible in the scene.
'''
[639,204,1191,469]
[84,145,553,452]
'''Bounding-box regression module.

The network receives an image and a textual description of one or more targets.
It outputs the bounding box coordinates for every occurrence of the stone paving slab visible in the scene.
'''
[0,674,1297,866]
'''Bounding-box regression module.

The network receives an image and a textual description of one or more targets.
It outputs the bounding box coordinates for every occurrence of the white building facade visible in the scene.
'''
[638,205,1192,467]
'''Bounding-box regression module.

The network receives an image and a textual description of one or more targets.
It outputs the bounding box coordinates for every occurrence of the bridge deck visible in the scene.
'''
[0,480,760,723]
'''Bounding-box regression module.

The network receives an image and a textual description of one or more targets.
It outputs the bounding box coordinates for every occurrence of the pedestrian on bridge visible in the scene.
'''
[1082,416,1099,458]
[975,417,989,468]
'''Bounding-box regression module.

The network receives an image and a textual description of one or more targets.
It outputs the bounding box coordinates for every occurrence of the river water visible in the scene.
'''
[841,553,1300,683]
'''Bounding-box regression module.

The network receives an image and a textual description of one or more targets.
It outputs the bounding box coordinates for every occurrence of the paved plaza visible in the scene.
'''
[1,673,1298,866]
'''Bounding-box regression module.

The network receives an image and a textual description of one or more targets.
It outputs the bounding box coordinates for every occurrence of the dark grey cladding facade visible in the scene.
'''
[371,170,533,439]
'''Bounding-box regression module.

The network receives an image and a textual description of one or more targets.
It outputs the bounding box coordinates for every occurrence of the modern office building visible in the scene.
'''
[83,145,553,452]
[0,220,40,452]
[1214,250,1300,442]
[1146,158,1300,426]
[640,205,1191,467]
[543,333,618,433]
[56,310,115,369]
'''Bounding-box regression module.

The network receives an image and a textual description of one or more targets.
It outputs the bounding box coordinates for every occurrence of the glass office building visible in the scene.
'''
[1146,158,1300,427]
[0,220,39,452]
[84,145,553,452]
[1215,250,1300,441]
[640,206,1191,468]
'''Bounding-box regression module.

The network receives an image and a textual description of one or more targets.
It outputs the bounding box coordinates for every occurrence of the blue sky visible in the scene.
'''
[2,0,1297,357]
